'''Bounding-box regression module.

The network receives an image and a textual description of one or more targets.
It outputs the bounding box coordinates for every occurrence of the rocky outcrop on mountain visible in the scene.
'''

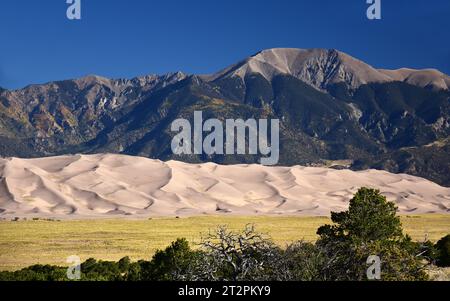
[207,48,450,91]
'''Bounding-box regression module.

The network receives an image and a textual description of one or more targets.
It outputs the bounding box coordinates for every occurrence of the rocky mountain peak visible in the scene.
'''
[208,48,449,91]
[208,48,391,90]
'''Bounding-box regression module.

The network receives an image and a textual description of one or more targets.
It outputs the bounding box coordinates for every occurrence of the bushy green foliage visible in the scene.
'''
[316,187,428,281]
[279,241,327,281]
[435,234,450,267]
[142,238,201,281]
[0,265,67,281]
[80,258,128,281]
[317,187,403,243]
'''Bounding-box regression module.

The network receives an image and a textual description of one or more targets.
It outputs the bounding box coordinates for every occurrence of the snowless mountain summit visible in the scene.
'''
[379,68,450,91]
[208,48,450,91]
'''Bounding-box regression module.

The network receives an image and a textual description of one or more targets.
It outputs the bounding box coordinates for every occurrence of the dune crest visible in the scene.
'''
[0,154,449,219]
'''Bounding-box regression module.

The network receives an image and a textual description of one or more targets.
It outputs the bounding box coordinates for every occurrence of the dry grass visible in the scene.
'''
[0,215,449,271]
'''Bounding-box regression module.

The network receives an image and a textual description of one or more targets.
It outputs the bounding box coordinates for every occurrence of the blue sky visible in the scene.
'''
[1,0,449,89]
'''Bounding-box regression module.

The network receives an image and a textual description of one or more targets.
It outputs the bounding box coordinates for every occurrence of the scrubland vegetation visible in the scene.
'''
[1,188,449,281]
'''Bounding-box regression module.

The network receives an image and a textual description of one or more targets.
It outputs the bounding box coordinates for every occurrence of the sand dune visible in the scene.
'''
[0,154,449,219]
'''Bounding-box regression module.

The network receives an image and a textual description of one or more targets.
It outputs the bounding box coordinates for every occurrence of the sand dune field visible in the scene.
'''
[0,154,449,219]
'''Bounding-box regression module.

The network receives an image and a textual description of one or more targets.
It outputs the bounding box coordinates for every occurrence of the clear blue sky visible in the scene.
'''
[1,0,449,89]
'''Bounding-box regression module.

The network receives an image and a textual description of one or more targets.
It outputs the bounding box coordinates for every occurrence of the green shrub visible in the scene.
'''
[317,187,428,281]
[0,265,67,281]
[281,241,327,281]
[435,235,450,267]
[141,238,199,281]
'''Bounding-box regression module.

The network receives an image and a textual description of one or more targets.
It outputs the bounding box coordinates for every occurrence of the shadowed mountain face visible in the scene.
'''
[0,48,449,186]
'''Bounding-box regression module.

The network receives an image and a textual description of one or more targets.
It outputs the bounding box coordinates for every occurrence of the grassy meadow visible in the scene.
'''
[0,215,449,271]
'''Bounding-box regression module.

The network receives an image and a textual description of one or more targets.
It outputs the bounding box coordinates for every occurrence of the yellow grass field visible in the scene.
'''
[0,215,449,271]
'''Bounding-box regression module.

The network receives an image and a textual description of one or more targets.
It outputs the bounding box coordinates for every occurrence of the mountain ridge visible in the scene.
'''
[205,48,449,91]
[2,48,449,92]
[0,48,449,187]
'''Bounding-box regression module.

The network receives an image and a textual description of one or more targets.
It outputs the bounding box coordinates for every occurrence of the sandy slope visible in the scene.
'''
[0,154,449,219]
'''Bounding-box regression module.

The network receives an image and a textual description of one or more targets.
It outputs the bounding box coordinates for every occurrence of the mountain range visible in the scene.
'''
[0,48,449,186]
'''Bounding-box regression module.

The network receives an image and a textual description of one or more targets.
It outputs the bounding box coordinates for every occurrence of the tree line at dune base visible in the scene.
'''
[1,188,449,281]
